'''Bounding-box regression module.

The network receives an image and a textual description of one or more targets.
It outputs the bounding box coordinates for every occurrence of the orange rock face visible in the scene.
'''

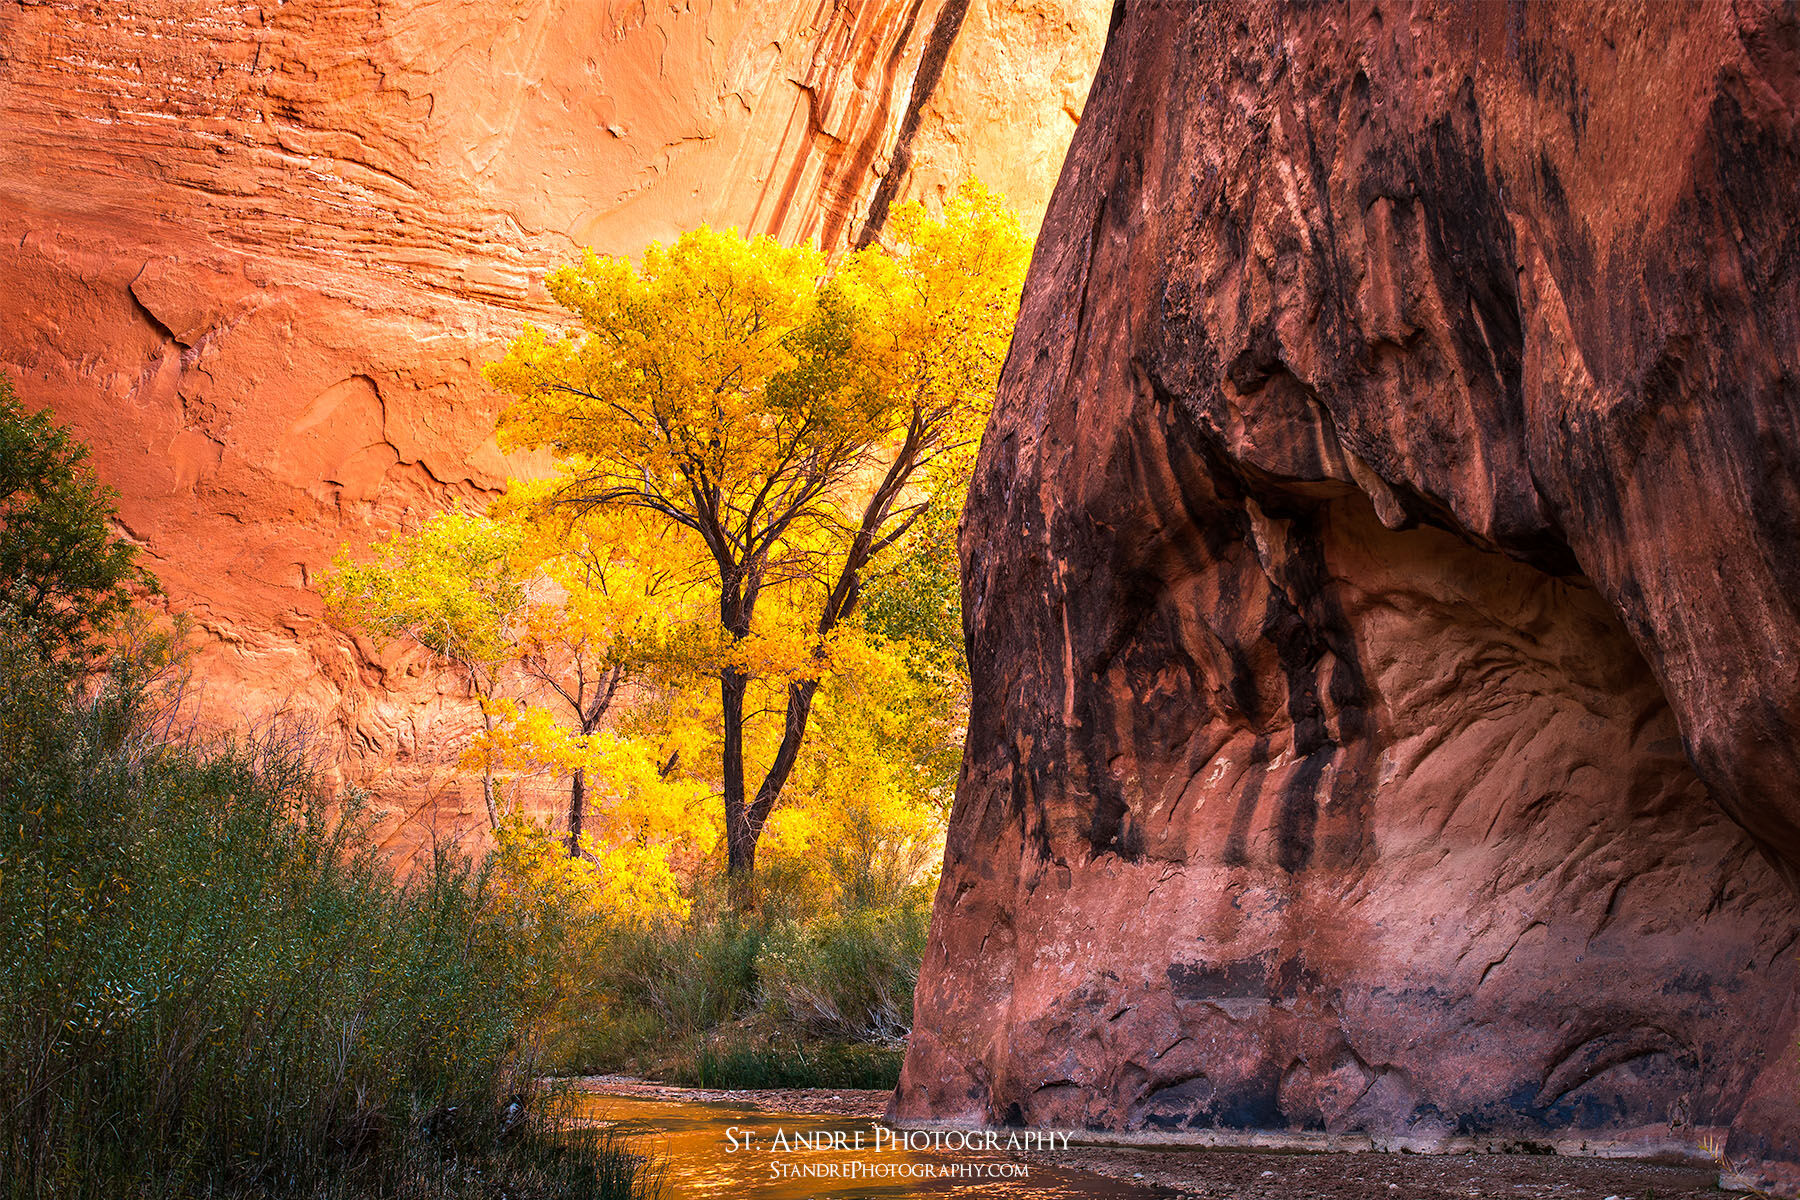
[0,0,1109,853]
[900,0,1800,1191]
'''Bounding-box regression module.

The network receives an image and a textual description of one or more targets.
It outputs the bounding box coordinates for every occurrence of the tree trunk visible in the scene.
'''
[563,666,619,859]
[746,678,820,850]
[479,704,499,830]
[721,665,754,879]
[566,768,585,857]
[719,577,759,885]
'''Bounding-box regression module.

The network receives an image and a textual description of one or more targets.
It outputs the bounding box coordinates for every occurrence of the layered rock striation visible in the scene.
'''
[0,0,1109,854]
[899,0,1800,1189]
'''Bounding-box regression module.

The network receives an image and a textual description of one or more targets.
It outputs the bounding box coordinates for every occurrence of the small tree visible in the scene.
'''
[487,181,1029,879]
[0,374,150,667]
[493,488,704,855]
[325,498,703,853]
[324,513,527,829]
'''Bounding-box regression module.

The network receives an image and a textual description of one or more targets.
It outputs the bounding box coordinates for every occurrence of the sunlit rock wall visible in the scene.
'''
[0,0,1109,854]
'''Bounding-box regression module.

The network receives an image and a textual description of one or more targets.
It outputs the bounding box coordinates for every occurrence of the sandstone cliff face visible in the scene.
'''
[900,0,1800,1188]
[0,0,1109,853]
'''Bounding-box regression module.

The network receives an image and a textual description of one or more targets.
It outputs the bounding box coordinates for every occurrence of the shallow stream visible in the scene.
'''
[576,1093,1161,1199]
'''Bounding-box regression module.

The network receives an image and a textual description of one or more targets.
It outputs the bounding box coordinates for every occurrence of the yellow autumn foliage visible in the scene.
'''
[491,813,690,928]
[326,183,1026,923]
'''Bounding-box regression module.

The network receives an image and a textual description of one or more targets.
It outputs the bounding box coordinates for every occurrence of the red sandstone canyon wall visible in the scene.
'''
[899,1,1800,1191]
[0,0,1109,854]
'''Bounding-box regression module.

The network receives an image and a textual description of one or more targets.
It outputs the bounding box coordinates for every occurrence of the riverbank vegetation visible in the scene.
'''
[326,183,1030,1090]
[0,377,656,1199]
[533,868,932,1088]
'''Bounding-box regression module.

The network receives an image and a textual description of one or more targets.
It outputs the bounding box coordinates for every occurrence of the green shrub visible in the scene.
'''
[604,911,767,1041]
[539,872,932,1082]
[0,374,151,667]
[756,904,930,1044]
[542,1004,666,1079]
[0,637,655,1199]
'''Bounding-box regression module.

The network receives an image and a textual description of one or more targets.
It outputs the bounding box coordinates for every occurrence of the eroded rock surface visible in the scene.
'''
[0,0,1108,856]
[899,1,1800,1189]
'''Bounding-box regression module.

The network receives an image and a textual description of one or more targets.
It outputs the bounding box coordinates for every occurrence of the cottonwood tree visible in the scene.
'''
[324,513,527,829]
[488,489,704,856]
[325,501,696,851]
[487,181,1029,879]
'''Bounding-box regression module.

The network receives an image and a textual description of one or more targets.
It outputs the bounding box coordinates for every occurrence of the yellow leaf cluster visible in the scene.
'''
[491,813,690,927]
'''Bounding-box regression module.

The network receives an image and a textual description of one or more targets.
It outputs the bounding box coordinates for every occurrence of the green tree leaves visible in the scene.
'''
[0,374,151,668]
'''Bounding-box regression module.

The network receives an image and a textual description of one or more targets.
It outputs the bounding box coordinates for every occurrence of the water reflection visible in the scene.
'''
[577,1094,1161,1199]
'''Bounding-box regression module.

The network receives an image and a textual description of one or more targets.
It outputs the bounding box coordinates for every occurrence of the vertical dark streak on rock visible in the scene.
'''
[853,0,971,247]
[815,0,931,249]
[1223,734,1271,867]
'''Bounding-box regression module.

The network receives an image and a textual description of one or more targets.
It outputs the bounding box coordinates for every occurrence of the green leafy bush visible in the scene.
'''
[541,879,932,1085]
[0,374,150,667]
[756,904,930,1044]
